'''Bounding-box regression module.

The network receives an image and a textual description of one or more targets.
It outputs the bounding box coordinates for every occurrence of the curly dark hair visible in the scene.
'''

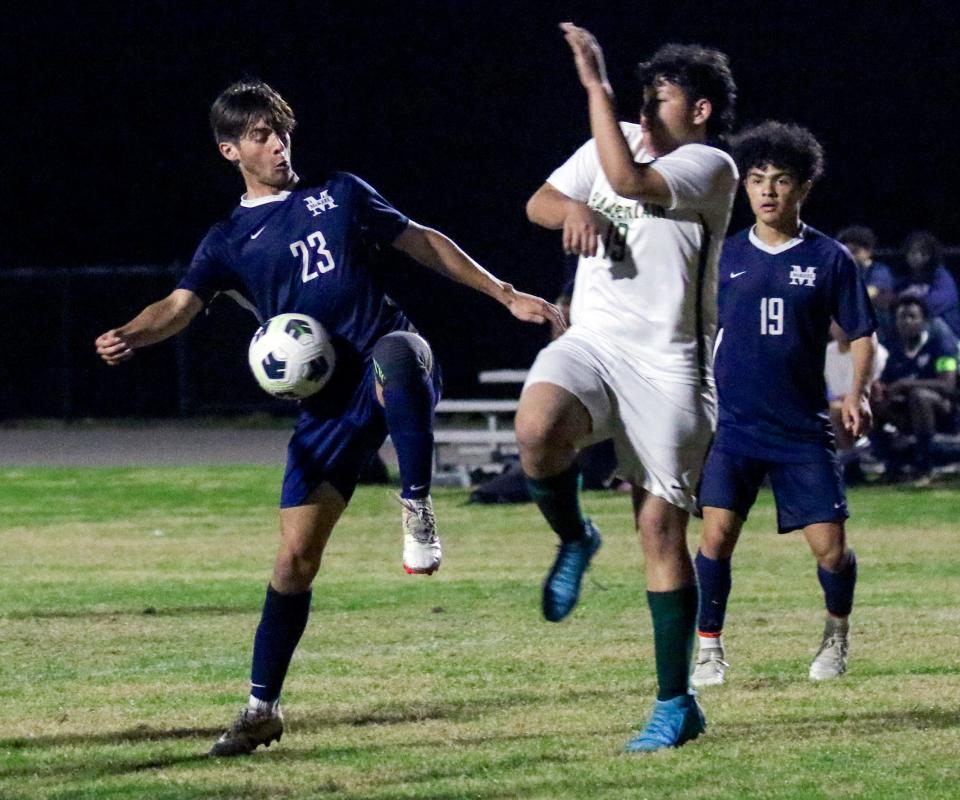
[902,230,943,269]
[209,80,297,144]
[894,292,929,319]
[637,43,737,137]
[731,121,825,183]
[837,225,877,251]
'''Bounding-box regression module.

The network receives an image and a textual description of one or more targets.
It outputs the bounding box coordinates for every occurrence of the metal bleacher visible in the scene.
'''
[431,372,528,470]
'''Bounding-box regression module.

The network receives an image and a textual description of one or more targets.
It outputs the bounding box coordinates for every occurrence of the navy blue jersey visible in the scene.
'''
[881,327,959,383]
[178,172,413,414]
[713,225,876,462]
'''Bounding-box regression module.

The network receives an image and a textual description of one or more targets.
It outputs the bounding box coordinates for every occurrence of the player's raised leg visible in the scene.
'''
[516,380,601,622]
[372,331,442,575]
[691,506,743,687]
[625,490,705,752]
[210,483,345,757]
[804,521,856,680]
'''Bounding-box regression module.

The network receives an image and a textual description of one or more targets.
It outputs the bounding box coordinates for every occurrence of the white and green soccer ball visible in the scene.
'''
[247,313,336,400]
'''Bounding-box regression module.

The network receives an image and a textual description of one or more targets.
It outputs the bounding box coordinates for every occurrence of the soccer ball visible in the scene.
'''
[247,313,336,400]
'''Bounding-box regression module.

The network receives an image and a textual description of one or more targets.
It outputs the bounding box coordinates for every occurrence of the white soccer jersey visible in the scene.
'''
[547,122,738,384]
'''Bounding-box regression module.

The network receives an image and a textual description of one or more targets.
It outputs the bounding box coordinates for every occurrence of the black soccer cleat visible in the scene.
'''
[209,705,284,757]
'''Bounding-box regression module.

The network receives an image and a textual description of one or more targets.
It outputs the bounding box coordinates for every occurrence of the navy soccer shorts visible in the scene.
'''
[698,446,848,533]
[280,356,442,508]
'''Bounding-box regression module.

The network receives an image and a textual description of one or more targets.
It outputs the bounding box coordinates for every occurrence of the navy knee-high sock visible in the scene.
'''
[373,332,438,500]
[382,374,436,500]
[250,585,312,703]
[695,550,732,635]
[818,550,857,617]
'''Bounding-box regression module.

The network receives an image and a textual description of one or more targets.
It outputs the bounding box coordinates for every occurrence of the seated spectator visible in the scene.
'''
[838,225,895,305]
[895,231,960,338]
[871,295,958,483]
[825,321,887,483]
[837,225,895,341]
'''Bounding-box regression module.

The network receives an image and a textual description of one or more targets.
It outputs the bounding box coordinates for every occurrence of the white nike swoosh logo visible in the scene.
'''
[730,271,747,278]
[409,484,427,492]
[250,226,266,239]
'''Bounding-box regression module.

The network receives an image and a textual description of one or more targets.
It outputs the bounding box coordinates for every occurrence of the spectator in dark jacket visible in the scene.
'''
[838,225,896,342]
[838,225,895,306]
[895,231,960,338]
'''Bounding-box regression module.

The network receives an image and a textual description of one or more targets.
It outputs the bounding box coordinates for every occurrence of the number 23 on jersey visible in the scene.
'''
[290,232,336,283]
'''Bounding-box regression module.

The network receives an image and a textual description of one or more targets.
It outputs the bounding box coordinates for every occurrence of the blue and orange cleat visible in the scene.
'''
[624,692,706,753]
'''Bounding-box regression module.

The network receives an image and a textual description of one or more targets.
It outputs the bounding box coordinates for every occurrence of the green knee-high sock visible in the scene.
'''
[647,585,699,700]
[525,463,587,543]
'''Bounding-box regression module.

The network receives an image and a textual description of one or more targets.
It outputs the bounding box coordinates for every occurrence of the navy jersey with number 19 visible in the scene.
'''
[713,225,876,462]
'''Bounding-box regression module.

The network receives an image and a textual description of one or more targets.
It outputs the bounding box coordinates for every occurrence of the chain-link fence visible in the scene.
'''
[0,265,287,419]
[3,249,958,419]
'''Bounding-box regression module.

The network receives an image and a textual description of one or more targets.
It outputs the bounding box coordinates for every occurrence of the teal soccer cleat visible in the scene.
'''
[624,692,706,753]
[542,520,602,622]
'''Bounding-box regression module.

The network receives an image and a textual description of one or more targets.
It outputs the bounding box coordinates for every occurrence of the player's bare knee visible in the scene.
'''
[516,409,574,475]
[700,507,743,559]
[638,497,684,534]
[519,381,592,475]
[808,536,846,571]
[700,524,737,560]
[273,546,322,592]
[516,408,550,452]
[816,546,849,573]
[637,507,686,555]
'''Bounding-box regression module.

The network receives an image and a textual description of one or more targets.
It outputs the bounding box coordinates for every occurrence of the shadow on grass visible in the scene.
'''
[2,604,258,621]
[3,723,224,750]
[12,707,954,792]
[734,663,960,691]
[725,707,960,737]
[11,698,952,786]
[0,686,629,783]
[0,726,620,790]
[2,682,627,752]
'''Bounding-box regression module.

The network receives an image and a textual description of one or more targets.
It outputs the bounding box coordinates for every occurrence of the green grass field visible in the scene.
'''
[2,467,959,799]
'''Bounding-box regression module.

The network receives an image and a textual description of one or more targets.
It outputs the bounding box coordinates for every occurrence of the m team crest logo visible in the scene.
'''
[304,191,338,217]
[789,265,817,287]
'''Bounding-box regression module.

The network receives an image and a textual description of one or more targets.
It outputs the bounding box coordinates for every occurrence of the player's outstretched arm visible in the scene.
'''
[841,333,877,437]
[392,222,566,330]
[95,289,203,366]
[526,183,600,257]
[559,22,670,205]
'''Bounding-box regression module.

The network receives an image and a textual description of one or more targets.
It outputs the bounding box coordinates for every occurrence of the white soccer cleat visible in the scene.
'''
[809,625,849,681]
[398,495,442,575]
[691,646,729,688]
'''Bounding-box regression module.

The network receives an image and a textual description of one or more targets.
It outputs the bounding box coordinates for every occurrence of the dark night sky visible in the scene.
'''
[5,1,959,388]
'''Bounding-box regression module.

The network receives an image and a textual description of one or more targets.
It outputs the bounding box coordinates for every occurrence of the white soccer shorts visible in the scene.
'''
[523,330,716,513]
